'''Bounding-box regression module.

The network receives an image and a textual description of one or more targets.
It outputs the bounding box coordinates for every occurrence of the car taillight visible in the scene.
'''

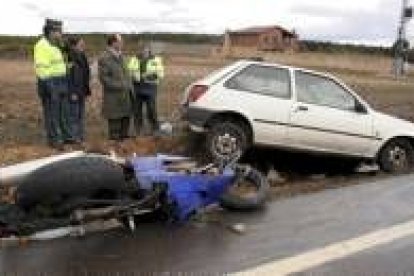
[188,85,208,103]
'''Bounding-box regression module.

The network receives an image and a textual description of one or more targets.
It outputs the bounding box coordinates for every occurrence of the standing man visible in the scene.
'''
[131,46,164,136]
[67,36,91,144]
[34,19,72,149]
[98,34,132,141]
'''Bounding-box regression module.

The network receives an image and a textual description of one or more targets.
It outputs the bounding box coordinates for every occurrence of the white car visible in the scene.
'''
[183,60,414,173]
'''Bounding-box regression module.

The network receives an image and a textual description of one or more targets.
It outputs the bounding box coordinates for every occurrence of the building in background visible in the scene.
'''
[222,25,299,56]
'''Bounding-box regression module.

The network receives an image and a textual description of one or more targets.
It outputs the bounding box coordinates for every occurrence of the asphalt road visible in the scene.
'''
[2,174,414,275]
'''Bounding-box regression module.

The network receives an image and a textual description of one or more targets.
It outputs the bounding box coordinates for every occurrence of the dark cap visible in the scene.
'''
[45,18,63,31]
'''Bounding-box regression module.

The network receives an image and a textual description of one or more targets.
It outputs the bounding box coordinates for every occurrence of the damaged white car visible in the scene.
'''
[183,60,414,173]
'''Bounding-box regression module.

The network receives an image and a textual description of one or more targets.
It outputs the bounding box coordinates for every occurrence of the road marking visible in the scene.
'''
[234,219,414,275]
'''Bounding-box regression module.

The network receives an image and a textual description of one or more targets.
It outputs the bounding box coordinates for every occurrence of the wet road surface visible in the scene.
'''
[2,174,414,274]
[297,236,414,275]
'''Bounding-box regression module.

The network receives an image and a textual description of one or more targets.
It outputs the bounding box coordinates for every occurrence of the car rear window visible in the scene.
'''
[224,64,291,99]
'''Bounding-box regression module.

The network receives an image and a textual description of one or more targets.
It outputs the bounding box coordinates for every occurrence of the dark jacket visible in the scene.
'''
[68,50,91,97]
[98,49,132,119]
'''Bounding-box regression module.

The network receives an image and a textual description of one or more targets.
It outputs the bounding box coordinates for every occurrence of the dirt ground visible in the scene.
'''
[0,56,211,165]
[1,52,414,192]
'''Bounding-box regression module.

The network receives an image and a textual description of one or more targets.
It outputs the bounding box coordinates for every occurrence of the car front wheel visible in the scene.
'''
[378,138,414,173]
[206,120,250,164]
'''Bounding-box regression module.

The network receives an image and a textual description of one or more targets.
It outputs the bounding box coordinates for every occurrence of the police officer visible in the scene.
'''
[128,46,164,136]
[34,19,72,149]
[126,54,141,135]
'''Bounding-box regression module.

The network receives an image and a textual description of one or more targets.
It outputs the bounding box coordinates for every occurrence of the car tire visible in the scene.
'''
[220,165,269,211]
[16,156,128,213]
[378,138,414,173]
[206,120,250,164]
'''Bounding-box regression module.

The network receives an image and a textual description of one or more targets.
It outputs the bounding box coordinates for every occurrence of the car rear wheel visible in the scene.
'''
[378,138,414,173]
[206,120,250,164]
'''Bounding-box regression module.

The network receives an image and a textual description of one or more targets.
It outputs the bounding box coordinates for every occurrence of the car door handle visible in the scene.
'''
[295,105,309,112]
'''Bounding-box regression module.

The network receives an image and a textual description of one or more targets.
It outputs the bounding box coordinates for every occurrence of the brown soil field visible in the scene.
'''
[0,56,214,165]
[1,52,414,170]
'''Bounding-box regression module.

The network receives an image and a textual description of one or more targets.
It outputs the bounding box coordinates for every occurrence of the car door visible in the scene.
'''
[288,70,374,156]
[218,64,293,146]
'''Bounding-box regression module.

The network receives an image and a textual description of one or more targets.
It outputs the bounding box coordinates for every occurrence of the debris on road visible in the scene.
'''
[267,168,287,185]
[0,152,268,243]
[357,164,380,174]
[227,223,247,235]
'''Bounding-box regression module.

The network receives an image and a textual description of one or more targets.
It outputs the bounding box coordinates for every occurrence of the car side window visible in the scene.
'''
[225,65,291,99]
[295,71,356,111]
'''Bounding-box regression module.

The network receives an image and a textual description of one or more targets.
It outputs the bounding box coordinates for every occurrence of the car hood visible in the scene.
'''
[373,111,414,138]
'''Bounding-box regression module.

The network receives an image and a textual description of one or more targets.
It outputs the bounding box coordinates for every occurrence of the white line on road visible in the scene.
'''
[234,219,414,275]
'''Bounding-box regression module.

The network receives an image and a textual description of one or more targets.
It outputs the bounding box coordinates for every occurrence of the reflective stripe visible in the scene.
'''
[34,37,67,79]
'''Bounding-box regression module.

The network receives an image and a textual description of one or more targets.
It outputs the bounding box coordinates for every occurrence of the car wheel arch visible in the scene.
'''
[376,136,414,159]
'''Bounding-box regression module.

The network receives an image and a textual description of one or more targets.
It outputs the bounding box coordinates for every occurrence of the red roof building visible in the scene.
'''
[223,25,299,53]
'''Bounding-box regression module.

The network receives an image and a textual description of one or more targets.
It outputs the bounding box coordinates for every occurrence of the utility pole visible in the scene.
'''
[394,0,413,77]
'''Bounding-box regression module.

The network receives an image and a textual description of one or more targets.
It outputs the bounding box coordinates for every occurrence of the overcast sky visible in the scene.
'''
[1,0,412,46]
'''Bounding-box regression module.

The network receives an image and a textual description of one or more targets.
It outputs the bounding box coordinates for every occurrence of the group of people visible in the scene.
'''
[33,19,164,150]
[99,34,164,141]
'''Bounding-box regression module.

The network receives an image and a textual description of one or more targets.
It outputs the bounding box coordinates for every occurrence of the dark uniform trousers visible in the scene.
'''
[133,82,159,135]
[37,77,72,145]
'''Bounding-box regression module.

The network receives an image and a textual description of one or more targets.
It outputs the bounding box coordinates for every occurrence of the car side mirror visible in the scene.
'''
[355,100,368,114]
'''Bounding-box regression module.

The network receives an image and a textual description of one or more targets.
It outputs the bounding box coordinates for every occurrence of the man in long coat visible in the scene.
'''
[98,34,132,140]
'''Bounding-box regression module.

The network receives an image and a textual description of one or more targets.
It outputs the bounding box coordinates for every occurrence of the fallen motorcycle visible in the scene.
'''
[0,153,269,239]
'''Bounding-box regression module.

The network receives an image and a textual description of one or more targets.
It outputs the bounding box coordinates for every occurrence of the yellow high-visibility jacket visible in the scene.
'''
[34,37,67,79]
[126,56,141,83]
[142,56,165,84]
